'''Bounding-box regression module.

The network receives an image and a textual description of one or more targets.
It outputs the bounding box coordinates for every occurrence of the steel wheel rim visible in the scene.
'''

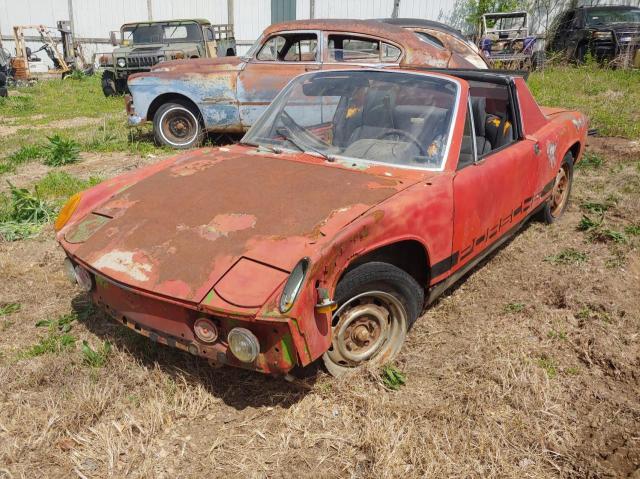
[324,291,407,373]
[160,107,198,146]
[550,164,570,218]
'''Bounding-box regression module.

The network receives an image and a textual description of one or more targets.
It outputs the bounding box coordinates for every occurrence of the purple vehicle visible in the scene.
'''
[479,11,545,70]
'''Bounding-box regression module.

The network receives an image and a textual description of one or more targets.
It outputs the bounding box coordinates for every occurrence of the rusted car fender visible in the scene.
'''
[128,58,245,132]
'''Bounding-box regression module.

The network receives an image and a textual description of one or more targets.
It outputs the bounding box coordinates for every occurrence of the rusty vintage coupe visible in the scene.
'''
[126,19,488,149]
[57,68,587,376]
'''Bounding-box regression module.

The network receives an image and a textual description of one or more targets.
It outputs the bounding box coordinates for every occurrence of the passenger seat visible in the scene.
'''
[470,97,492,156]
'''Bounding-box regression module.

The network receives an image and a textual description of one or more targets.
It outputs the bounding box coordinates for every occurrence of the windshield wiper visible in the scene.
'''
[276,127,335,162]
[241,140,282,154]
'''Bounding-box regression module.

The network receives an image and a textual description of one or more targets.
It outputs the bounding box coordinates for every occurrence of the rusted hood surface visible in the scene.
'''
[66,149,411,304]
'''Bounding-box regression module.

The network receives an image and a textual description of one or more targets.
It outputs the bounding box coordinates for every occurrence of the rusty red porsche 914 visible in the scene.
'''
[56,68,587,376]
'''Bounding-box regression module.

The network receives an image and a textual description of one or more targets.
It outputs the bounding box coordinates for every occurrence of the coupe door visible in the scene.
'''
[237,30,321,128]
[450,97,539,274]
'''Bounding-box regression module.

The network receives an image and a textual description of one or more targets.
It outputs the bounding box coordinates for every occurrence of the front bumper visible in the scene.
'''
[90,269,299,374]
[125,94,145,126]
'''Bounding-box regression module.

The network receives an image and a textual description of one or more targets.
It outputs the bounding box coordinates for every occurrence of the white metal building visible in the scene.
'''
[1,0,639,66]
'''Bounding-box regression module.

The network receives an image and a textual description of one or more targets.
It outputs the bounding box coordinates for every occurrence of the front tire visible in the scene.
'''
[101,71,117,97]
[153,100,204,149]
[322,262,424,377]
[541,152,574,224]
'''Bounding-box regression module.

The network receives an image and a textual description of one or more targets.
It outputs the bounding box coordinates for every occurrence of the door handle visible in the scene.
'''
[305,64,321,71]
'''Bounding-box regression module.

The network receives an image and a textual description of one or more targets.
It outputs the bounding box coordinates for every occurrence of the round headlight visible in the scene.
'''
[194,317,218,343]
[227,328,260,363]
[74,265,94,292]
[279,258,310,313]
[157,55,166,62]
[116,57,126,68]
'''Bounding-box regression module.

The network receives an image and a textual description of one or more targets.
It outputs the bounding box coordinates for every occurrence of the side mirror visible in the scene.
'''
[109,31,118,47]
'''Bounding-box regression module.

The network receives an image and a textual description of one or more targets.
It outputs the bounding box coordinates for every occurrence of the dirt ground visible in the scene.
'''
[0,130,639,478]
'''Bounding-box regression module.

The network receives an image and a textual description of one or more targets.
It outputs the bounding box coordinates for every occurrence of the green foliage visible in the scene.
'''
[504,302,525,313]
[547,329,567,340]
[578,214,602,231]
[36,313,77,333]
[35,172,101,202]
[0,183,56,241]
[580,201,610,214]
[43,134,81,166]
[65,70,87,81]
[465,0,522,33]
[20,333,76,359]
[381,364,407,391]
[529,66,640,140]
[536,357,557,379]
[0,94,35,114]
[577,152,604,170]
[81,340,112,368]
[545,248,588,265]
[624,224,640,236]
[0,303,21,316]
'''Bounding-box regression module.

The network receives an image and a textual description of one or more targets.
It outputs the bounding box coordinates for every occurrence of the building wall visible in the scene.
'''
[1,0,639,63]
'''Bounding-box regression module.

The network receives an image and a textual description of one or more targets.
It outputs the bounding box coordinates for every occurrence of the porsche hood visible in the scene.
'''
[62,150,411,305]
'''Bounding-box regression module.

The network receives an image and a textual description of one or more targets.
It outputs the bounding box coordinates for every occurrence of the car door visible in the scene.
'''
[237,30,321,128]
[450,83,539,274]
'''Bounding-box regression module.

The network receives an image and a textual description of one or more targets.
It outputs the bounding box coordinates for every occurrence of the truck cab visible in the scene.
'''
[100,19,235,96]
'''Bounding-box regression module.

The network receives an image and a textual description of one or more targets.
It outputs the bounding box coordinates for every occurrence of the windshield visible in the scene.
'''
[586,8,640,25]
[243,70,459,170]
[122,22,204,45]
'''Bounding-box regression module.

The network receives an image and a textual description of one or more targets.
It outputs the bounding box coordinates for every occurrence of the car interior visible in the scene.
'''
[458,80,517,169]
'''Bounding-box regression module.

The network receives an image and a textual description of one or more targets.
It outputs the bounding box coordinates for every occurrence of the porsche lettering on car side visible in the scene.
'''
[57,68,587,377]
[125,19,487,150]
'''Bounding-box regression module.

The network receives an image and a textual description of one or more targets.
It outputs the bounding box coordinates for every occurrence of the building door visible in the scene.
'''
[272,0,296,23]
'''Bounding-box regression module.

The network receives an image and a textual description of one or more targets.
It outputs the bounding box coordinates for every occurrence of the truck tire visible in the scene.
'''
[322,262,424,377]
[153,100,204,149]
[101,71,117,97]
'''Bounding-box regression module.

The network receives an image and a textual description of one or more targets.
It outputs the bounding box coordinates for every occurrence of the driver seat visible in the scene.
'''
[345,89,396,145]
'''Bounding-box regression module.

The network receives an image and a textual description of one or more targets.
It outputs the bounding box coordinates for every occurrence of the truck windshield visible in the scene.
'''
[586,8,640,25]
[122,22,204,45]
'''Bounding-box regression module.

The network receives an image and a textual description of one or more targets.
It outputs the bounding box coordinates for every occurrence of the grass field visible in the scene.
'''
[0,67,639,478]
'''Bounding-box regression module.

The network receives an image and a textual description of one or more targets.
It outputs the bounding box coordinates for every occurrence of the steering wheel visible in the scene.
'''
[376,129,425,155]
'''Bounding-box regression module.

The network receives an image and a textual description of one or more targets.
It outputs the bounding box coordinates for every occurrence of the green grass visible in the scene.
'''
[381,364,407,391]
[35,171,101,203]
[81,340,112,368]
[503,302,526,313]
[19,333,76,359]
[545,248,588,265]
[576,152,604,170]
[1,76,122,125]
[0,303,21,316]
[625,224,640,236]
[536,357,558,379]
[529,66,640,140]
[0,183,57,241]
[42,134,81,166]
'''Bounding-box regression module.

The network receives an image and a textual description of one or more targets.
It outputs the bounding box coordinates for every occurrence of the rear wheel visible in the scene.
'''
[541,152,574,224]
[153,100,204,149]
[322,262,424,377]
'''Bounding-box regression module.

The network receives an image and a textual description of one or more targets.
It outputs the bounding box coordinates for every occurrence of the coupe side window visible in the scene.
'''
[458,102,477,170]
[256,33,318,62]
[328,35,401,63]
[468,81,517,157]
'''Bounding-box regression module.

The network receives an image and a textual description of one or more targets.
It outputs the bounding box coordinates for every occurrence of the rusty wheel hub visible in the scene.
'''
[160,107,198,145]
[324,291,407,376]
[550,164,570,218]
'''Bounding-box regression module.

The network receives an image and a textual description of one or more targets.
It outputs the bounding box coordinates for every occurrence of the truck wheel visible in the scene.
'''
[115,79,128,95]
[540,152,574,224]
[101,71,117,97]
[153,100,204,149]
[322,262,424,377]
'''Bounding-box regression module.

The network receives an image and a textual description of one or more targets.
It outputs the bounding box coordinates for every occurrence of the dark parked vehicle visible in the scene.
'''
[548,5,640,66]
[0,43,10,97]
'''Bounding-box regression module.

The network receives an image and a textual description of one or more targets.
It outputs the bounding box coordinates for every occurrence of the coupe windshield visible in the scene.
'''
[243,70,459,170]
[587,8,640,25]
